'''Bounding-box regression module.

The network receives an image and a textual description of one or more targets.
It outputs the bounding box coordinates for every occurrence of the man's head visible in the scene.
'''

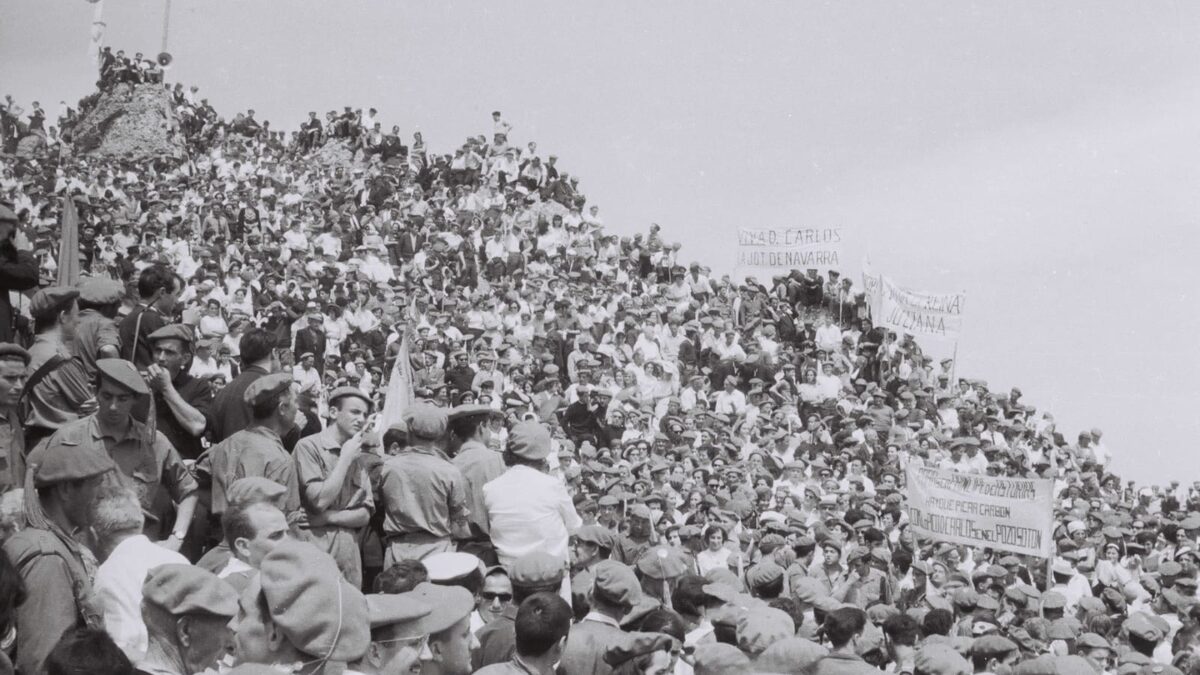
[142,565,239,674]
[330,388,372,437]
[88,486,144,558]
[513,593,571,663]
[238,328,277,368]
[0,343,30,408]
[223,501,290,568]
[137,264,182,313]
[95,359,149,427]
[477,569,513,626]
[246,374,298,431]
[150,325,194,378]
[45,628,133,675]
[823,606,867,650]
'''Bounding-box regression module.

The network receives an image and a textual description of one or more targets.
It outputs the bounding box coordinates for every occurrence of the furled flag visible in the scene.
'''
[57,196,81,287]
[375,331,414,434]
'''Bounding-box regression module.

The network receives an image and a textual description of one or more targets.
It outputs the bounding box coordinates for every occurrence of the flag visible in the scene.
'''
[375,332,414,434]
[57,196,81,287]
[88,0,106,65]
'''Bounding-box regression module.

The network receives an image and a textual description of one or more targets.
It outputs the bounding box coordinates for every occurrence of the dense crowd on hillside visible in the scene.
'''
[0,57,1196,675]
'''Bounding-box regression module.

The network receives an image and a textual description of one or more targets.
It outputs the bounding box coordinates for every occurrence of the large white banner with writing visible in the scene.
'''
[735,228,843,275]
[876,275,965,339]
[905,466,1055,558]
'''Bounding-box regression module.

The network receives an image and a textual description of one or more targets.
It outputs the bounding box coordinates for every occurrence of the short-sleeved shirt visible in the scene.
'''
[150,372,212,461]
[74,309,122,379]
[379,446,468,539]
[451,440,505,536]
[293,426,375,516]
[206,425,301,516]
[25,334,94,432]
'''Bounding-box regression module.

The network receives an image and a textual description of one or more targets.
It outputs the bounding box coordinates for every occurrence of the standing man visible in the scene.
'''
[144,324,211,461]
[3,434,116,674]
[482,420,581,570]
[206,328,276,443]
[206,373,302,521]
[118,264,180,370]
[24,286,96,450]
[379,403,470,563]
[448,404,505,543]
[47,358,199,546]
[293,386,376,587]
[0,202,39,343]
[73,276,124,379]
[294,310,327,376]
[0,343,28,493]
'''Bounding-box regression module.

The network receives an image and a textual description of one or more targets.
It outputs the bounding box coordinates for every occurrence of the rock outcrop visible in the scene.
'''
[68,83,185,161]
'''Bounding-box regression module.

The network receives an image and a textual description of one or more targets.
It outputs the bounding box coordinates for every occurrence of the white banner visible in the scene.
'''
[876,275,965,339]
[905,465,1055,558]
[735,227,843,275]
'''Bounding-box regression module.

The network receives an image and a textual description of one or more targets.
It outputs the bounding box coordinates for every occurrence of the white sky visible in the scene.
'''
[3,0,1199,482]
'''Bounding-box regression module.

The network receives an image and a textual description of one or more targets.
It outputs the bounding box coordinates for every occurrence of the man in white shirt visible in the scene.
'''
[482,420,581,570]
[292,352,322,397]
[714,376,747,415]
[91,486,189,662]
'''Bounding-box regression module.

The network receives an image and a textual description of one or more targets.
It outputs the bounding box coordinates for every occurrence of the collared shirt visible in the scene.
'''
[206,425,301,516]
[482,465,581,568]
[379,446,469,539]
[26,333,94,432]
[74,308,121,379]
[452,440,506,536]
[93,534,189,662]
[293,426,374,516]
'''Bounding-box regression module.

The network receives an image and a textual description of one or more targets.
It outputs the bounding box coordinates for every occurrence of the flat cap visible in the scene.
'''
[147,323,195,345]
[242,373,292,407]
[746,560,784,590]
[508,420,552,461]
[447,403,492,421]
[405,582,475,634]
[1124,612,1165,642]
[636,546,689,580]
[257,540,369,661]
[226,477,287,507]
[914,644,971,675]
[402,403,448,440]
[1077,632,1110,650]
[364,592,432,632]
[690,642,750,675]
[142,564,238,618]
[0,342,30,366]
[28,433,116,487]
[970,634,1017,657]
[30,286,78,320]
[1040,590,1066,610]
[575,525,617,551]
[77,277,125,304]
[756,637,828,674]
[328,386,372,410]
[591,560,642,608]
[737,607,795,656]
[96,358,149,395]
[509,551,564,588]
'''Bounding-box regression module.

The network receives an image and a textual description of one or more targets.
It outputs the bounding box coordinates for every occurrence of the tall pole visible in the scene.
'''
[160,0,172,54]
[89,0,106,65]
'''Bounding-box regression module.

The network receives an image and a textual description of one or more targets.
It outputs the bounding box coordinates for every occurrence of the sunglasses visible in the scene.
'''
[481,592,513,603]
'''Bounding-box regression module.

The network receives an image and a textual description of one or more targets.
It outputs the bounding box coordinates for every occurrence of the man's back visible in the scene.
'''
[561,616,624,675]
[811,651,880,675]
[379,448,466,538]
[3,527,90,675]
[208,425,300,516]
[451,440,505,536]
[206,364,267,442]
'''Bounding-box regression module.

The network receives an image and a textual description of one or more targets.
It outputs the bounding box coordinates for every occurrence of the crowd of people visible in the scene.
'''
[0,54,1196,675]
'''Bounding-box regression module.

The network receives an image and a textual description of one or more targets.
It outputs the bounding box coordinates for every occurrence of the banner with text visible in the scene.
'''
[876,275,965,339]
[735,228,843,275]
[905,466,1054,558]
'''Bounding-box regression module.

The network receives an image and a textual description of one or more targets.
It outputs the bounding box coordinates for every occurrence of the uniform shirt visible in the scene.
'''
[560,612,624,675]
[451,440,506,536]
[205,364,268,443]
[482,465,581,568]
[25,333,94,432]
[207,425,302,516]
[379,446,469,539]
[93,534,189,662]
[74,308,121,379]
[475,604,518,670]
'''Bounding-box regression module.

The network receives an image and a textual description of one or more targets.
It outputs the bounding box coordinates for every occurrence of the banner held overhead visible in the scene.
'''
[736,227,843,276]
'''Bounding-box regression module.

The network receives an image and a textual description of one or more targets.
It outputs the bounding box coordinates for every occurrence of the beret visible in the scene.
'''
[142,564,238,618]
[257,540,369,661]
[745,560,784,590]
[447,403,492,421]
[1047,618,1078,640]
[755,637,828,674]
[242,373,293,407]
[0,342,30,366]
[31,431,115,486]
[575,525,617,551]
[636,546,689,580]
[403,403,448,440]
[77,277,125,304]
[913,644,971,675]
[509,551,564,588]
[591,560,641,608]
[628,504,652,520]
[1040,590,1066,610]
[970,634,1017,657]
[690,642,750,675]
[364,593,432,632]
[423,551,482,583]
[30,286,79,320]
[508,420,552,461]
[147,323,194,345]
[737,607,794,656]
[1077,632,1110,650]
[405,582,475,634]
[226,477,287,507]
[328,386,372,410]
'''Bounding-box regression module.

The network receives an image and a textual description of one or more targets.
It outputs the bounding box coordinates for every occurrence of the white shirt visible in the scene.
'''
[482,465,582,569]
[93,534,189,662]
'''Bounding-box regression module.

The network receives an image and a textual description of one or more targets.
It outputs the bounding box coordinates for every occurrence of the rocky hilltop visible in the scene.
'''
[68,83,185,161]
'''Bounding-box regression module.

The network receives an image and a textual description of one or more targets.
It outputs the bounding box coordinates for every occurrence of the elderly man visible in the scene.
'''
[137,564,238,675]
[379,403,470,562]
[293,386,376,586]
[47,358,199,546]
[3,433,117,674]
[482,419,581,570]
[232,540,370,672]
[91,486,189,662]
[0,342,28,492]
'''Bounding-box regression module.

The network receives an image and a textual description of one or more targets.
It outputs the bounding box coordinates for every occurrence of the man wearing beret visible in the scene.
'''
[136,564,238,675]
[205,373,302,522]
[74,276,125,380]
[352,593,434,675]
[482,419,581,570]
[144,323,212,462]
[47,358,200,546]
[0,202,39,343]
[292,386,375,587]
[0,342,29,492]
[379,403,470,563]
[561,560,641,675]
[24,285,98,450]
[3,433,117,674]
[447,404,505,544]
[119,264,181,371]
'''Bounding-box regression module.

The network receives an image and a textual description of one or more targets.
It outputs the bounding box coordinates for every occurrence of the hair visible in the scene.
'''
[703,525,725,542]
[754,574,785,600]
[448,413,487,443]
[250,386,290,421]
[638,607,687,641]
[45,627,135,675]
[882,613,919,647]
[513,592,572,658]
[922,608,954,637]
[239,328,276,365]
[222,500,272,551]
[0,549,27,638]
[374,560,429,594]
[136,264,178,300]
[672,575,717,619]
[824,607,867,649]
[793,539,817,558]
[89,486,145,547]
[382,426,409,450]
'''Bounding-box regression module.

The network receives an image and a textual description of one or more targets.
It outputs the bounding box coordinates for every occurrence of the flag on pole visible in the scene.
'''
[375,332,414,433]
[88,0,106,65]
[57,196,81,287]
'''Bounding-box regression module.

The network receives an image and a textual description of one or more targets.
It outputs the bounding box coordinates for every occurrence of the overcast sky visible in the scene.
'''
[3,1,1199,482]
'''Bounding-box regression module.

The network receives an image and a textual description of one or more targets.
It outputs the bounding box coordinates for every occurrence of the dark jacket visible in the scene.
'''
[0,242,39,343]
